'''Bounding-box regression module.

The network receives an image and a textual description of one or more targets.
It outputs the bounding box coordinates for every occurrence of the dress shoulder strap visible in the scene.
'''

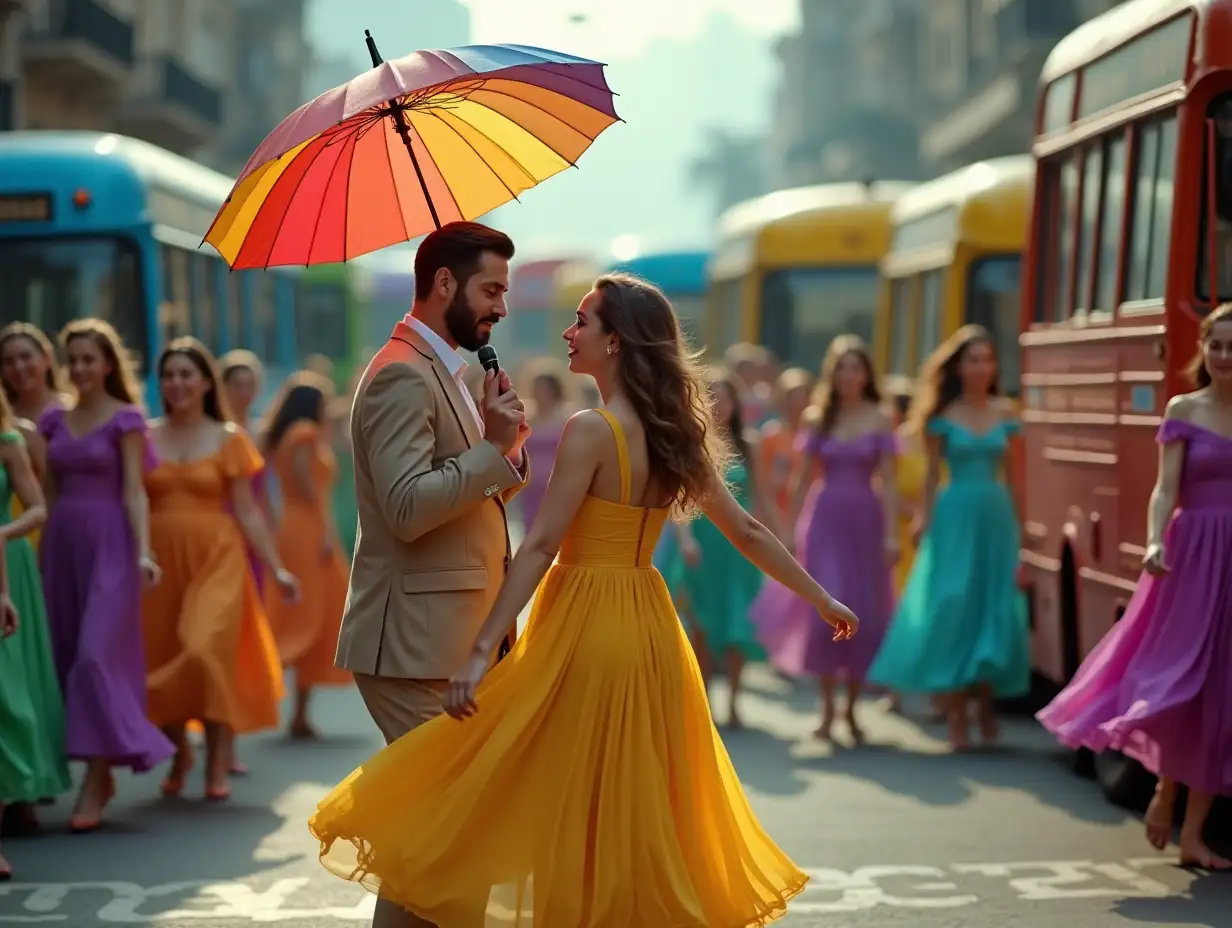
[594,408,631,506]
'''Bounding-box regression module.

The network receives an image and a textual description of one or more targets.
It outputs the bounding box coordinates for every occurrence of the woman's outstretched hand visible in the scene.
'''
[445,653,488,720]
[817,595,859,642]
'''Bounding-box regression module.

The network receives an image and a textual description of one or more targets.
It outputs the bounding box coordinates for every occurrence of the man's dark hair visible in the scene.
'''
[413,221,515,300]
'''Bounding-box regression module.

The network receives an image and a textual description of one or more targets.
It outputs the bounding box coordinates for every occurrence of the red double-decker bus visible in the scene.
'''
[1020,0,1232,708]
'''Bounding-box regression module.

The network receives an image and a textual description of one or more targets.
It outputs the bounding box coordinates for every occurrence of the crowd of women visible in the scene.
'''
[0,320,356,879]
[0,296,1228,883]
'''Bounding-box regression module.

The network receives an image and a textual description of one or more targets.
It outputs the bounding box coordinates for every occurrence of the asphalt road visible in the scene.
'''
[1,659,1228,928]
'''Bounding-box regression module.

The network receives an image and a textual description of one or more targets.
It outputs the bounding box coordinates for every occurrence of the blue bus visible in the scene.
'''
[0,131,298,405]
[606,247,710,345]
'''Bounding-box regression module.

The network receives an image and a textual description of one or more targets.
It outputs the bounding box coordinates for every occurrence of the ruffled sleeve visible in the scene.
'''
[1157,417,1199,446]
[37,405,63,442]
[220,426,264,480]
[0,428,22,449]
[793,427,823,456]
[876,430,899,456]
[111,405,158,471]
[924,417,949,438]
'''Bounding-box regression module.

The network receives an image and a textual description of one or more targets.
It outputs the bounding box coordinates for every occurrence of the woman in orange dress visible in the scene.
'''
[760,366,816,524]
[142,338,298,800]
[262,372,352,739]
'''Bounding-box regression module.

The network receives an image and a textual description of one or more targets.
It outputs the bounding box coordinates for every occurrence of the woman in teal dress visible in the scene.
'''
[0,397,71,879]
[667,369,781,727]
[869,325,1028,751]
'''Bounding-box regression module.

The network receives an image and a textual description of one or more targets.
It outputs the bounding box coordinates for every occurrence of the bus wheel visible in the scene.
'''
[1094,750,1157,812]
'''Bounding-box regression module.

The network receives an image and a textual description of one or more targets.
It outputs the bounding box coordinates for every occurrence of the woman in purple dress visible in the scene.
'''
[517,363,570,532]
[753,337,898,740]
[1037,304,1232,870]
[39,319,173,832]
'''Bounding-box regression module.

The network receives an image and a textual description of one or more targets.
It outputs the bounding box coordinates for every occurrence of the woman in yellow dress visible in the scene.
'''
[142,338,297,800]
[262,372,352,739]
[309,274,859,926]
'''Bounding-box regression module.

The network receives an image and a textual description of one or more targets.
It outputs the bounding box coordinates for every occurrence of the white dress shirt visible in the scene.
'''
[404,314,524,472]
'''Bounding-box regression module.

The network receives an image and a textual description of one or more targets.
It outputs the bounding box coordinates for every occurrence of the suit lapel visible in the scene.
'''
[391,322,482,449]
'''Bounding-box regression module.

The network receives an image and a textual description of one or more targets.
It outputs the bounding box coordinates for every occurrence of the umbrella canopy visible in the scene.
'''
[205,41,620,269]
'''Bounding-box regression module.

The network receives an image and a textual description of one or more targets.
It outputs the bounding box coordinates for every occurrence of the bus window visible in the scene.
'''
[191,253,220,353]
[1125,114,1176,303]
[160,244,192,344]
[710,278,744,354]
[252,272,277,360]
[1094,135,1127,313]
[669,292,705,345]
[1040,158,1079,320]
[968,256,1022,395]
[226,272,244,349]
[918,269,943,359]
[296,279,348,363]
[760,267,879,367]
[1197,97,1232,307]
[888,277,915,376]
[1072,146,1104,314]
[0,236,146,370]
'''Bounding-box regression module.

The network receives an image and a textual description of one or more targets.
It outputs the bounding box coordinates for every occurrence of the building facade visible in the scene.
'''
[1,0,308,175]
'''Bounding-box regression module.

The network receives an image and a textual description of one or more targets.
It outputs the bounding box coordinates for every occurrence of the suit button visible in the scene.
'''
[484,484,499,497]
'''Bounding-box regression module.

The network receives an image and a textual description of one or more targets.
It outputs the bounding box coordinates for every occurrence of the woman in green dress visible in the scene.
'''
[667,368,782,728]
[0,393,70,879]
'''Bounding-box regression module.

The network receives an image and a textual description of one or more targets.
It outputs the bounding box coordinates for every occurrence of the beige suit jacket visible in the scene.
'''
[334,322,529,679]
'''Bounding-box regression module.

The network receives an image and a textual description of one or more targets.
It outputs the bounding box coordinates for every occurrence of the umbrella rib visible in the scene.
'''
[339,131,358,262]
[444,86,594,159]
[420,108,529,201]
[257,138,334,270]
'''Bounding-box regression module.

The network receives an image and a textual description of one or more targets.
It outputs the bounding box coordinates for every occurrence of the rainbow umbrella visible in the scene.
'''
[205,33,620,269]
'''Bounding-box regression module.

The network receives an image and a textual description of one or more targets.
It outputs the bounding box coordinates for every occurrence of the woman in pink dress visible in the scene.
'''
[1037,304,1232,870]
[753,336,898,740]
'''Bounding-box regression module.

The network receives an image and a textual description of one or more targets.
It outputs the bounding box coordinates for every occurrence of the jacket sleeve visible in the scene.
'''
[361,362,520,543]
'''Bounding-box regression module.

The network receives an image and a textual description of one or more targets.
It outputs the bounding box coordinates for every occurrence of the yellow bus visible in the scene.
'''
[874,155,1032,395]
[706,181,913,366]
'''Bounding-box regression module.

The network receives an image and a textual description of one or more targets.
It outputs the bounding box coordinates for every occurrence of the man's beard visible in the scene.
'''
[445,290,498,353]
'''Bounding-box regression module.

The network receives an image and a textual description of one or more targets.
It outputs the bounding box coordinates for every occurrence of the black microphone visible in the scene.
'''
[477,345,504,392]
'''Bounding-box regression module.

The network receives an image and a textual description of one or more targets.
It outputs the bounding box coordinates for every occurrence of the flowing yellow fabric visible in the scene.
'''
[309,410,808,926]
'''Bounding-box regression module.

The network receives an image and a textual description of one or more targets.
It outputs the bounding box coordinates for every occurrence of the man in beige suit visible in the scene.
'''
[335,222,529,928]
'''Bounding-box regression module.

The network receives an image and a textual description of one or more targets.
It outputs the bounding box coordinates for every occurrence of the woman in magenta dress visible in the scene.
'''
[753,337,898,740]
[39,319,173,832]
[1037,304,1232,870]
[517,363,571,532]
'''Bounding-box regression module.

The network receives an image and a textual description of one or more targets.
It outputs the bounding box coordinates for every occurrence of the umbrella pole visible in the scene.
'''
[365,30,442,230]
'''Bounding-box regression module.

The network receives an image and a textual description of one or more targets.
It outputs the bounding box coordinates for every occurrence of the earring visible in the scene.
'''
[606,344,615,355]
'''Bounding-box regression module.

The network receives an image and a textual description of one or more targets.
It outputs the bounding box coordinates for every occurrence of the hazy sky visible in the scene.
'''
[307,0,796,262]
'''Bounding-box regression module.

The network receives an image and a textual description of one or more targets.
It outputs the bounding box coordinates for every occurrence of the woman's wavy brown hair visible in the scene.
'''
[592,272,728,514]
[705,365,753,473]
[802,334,881,436]
[908,323,1000,432]
[1186,302,1232,388]
[59,317,144,408]
[158,336,233,423]
[0,322,62,404]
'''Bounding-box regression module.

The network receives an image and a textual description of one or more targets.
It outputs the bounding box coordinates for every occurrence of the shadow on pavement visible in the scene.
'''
[0,683,384,916]
[1112,871,1229,926]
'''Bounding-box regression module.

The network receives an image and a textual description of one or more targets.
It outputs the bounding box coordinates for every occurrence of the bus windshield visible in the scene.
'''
[0,236,146,371]
[761,266,879,366]
[967,255,1022,395]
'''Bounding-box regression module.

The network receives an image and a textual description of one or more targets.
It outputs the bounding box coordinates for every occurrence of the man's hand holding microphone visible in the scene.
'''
[478,346,531,460]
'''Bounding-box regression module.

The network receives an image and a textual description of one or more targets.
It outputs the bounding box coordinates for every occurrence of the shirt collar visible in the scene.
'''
[405,313,466,379]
